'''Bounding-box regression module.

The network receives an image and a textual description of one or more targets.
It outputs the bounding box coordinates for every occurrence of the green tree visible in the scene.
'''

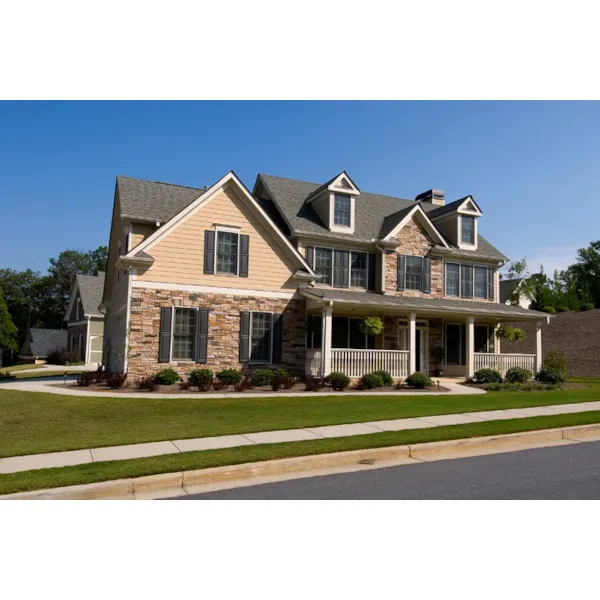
[0,287,18,357]
[571,241,600,307]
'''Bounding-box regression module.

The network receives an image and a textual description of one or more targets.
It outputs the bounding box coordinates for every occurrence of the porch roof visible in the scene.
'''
[300,289,549,321]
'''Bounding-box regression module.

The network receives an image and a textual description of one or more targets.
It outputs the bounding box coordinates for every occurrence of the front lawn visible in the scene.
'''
[2,410,600,496]
[0,364,44,374]
[1,385,600,458]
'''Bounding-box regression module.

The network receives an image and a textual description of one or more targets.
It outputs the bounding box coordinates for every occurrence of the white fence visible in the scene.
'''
[474,353,536,376]
[306,349,410,378]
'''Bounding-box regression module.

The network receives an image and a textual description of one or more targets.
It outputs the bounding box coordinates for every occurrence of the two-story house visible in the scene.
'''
[101,171,548,380]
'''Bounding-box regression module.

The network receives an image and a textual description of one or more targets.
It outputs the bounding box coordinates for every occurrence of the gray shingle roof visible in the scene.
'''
[77,273,105,316]
[24,328,67,358]
[256,174,507,260]
[426,197,469,219]
[499,279,524,304]
[379,206,415,239]
[301,289,547,320]
[117,176,204,223]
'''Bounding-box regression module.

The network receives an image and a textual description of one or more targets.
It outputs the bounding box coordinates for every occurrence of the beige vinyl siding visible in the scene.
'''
[131,223,156,250]
[90,318,104,336]
[136,185,297,291]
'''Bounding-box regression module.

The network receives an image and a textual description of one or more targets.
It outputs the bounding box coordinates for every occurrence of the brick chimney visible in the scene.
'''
[415,189,444,206]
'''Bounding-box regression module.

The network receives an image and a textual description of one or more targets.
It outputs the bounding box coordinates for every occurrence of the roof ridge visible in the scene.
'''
[117,175,205,192]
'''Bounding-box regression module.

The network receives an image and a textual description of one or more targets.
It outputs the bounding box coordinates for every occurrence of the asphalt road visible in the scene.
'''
[175,440,600,499]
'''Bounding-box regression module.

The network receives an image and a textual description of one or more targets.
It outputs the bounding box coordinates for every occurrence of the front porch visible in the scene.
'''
[302,291,546,380]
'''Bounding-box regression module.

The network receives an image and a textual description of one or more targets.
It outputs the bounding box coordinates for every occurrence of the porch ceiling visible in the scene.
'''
[300,289,549,322]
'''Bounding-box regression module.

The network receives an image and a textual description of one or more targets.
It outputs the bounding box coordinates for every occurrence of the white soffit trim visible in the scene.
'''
[383,205,449,247]
[125,171,315,275]
[132,280,297,300]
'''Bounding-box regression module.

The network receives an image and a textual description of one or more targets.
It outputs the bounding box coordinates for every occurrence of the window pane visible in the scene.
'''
[446,263,460,296]
[350,252,367,288]
[332,317,349,348]
[405,256,423,290]
[306,315,322,349]
[461,216,475,245]
[349,318,365,349]
[250,312,271,362]
[173,308,196,360]
[334,194,351,226]
[461,265,473,298]
[474,266,487,298]
[474,325,489,353]
[314,248,332,285]
[216,231,238,274]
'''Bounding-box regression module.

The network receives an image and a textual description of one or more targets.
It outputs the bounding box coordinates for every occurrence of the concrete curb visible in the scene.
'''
[3,423,600,500]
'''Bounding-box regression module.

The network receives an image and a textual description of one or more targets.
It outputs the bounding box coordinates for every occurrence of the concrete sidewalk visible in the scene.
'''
[0,378,484,398]
[2,399,600,475]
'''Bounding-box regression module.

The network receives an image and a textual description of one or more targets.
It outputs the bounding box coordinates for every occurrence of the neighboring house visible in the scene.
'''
[19,328,67,364]
[499,278,533,309]
[64,272,105,365]
[101,171,549,379]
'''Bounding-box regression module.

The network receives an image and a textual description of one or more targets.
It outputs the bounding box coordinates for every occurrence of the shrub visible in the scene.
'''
[504,366,532,384]
[77,372,95,387]
[496,325,525,342]
[488,381,562,392]
[216,368,242,386]
[326,372,351,391]
[542,306,556,314]
[536,366,566,384]
[271,369,293,391]
[153,368,180,385]
[580,302,595,311]
[359,316,384,336]
[106,373,127,389]
[305,376,326,391]
[136,375,159,391]
[47,347,81,366]
[189,368,213,390]
[360,372,384,389]
[406,372,432,389]
[251,369,274,387]
[372,370,394,387]
[556,305,569,313]
[473,368,502,384]
[544,350,568,375]
[179,380,191,391]
[235,375,252,392]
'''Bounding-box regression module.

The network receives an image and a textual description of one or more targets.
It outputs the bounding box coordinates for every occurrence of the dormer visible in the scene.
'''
[425,194,482,250]
[306,171,360,235]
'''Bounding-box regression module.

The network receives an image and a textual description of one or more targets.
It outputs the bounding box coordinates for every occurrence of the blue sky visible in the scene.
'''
[1,101,599,275]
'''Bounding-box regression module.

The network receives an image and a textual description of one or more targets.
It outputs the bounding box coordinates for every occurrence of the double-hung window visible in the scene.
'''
[314,248,333,285]
[250,312,273,362]
[350,252,367,288]
[405,256,423,290]
[445,263,460,296]
[474,266,488,299]
[333,194,351,227]
[461,216,475,245]
[172,307,197,361]
[216,231,239,275]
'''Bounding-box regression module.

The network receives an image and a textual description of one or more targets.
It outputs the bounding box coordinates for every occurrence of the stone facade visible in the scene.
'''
[384,218,444,298]
[126,287,307,378]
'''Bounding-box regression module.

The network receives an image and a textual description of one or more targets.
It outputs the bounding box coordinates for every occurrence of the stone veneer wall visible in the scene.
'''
[384,218,443,298]
[127,287,307,377]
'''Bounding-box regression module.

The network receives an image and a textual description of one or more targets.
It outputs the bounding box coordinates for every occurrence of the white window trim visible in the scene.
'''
[444,261,495,301]
[311,246,369,290]
[248,310,274,364]
[403,253,426,292]
[458,214,478,250]
[329,193,355,234]
[214,226,241,277]
[170,306,200,363]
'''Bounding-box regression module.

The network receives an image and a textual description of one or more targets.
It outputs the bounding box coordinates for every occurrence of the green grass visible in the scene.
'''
[2,410,600,496]
[0,364,44,374]
[1,385,600,458]
[1,369,87,380]
[569,377,600,384]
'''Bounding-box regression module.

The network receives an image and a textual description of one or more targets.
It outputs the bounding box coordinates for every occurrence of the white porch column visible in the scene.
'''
[535,320,543,372]
[321,302,333,376]
[408,312,416,374]
[466,316,475,378]
[494,322,501,354]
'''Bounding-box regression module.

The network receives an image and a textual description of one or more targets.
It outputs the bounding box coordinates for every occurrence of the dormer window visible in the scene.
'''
[461,215,475,245]
[334,194,351,227]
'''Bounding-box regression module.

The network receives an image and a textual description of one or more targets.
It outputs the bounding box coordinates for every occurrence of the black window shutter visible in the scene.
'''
[272,313,283,363]
[239,312,251,362]
[195,309,209,363]
[158,307,172,363]
[204,230,215,274]
[239,234,249,277]
[341,251,350,287]
[333,250,342,287]
[305,246,314,269]
[487,268,494,300]
[397,254,405,291]
[423,256,431,294]
[367,254,376,291]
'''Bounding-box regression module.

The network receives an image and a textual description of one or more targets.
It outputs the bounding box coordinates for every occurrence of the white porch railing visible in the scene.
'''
[474,353,536,376]
[306,349,410,378]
